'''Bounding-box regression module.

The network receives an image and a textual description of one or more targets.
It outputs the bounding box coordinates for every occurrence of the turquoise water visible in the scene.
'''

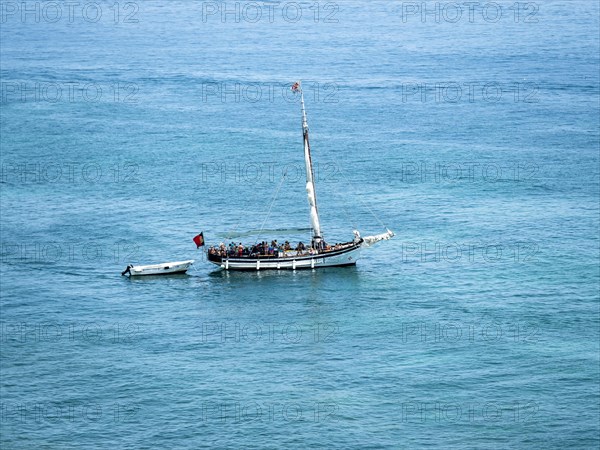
[1,1,599,448]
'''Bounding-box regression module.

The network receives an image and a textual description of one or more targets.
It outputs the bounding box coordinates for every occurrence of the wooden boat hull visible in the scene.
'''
[207,244,361,271]
[123,260,194,276]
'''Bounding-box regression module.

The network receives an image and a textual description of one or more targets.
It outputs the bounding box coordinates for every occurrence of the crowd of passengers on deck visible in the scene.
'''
[208,239,349,258]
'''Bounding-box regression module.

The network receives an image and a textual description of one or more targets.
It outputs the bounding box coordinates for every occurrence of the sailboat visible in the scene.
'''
[206,81,394,271]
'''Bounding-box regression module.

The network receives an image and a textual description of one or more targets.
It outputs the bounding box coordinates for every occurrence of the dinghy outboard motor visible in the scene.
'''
[121,265,133,276]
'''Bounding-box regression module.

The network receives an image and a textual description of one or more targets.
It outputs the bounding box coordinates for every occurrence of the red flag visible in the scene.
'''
[291,82,300,92]
[193,232,205,248]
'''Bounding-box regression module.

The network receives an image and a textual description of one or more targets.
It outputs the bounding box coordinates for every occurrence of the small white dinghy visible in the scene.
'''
[121,260,194,277]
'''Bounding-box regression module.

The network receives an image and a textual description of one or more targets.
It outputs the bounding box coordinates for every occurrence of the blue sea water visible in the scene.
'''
[1,0,599,448]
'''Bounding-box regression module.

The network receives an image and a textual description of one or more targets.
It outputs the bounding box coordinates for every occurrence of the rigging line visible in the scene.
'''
[338,169,389,230]
[225,222,240,242]
[339,196,358,231]
[327,169,359,230]
[254,169,288,243]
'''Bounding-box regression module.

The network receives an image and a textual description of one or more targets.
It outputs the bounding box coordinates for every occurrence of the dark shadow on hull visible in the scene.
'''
[211,262,357,272]
[207,262,358,278]
[125,271,190,280]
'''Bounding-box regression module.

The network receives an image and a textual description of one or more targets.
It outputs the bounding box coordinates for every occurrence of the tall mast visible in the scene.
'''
[296,81,323,245]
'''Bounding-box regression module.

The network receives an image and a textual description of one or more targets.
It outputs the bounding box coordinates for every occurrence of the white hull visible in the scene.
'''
[208,246,360,271]
[123,260,194,276]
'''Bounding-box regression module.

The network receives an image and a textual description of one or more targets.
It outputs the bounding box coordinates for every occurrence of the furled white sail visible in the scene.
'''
[299,83,323,241]
[361,229,395,247]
